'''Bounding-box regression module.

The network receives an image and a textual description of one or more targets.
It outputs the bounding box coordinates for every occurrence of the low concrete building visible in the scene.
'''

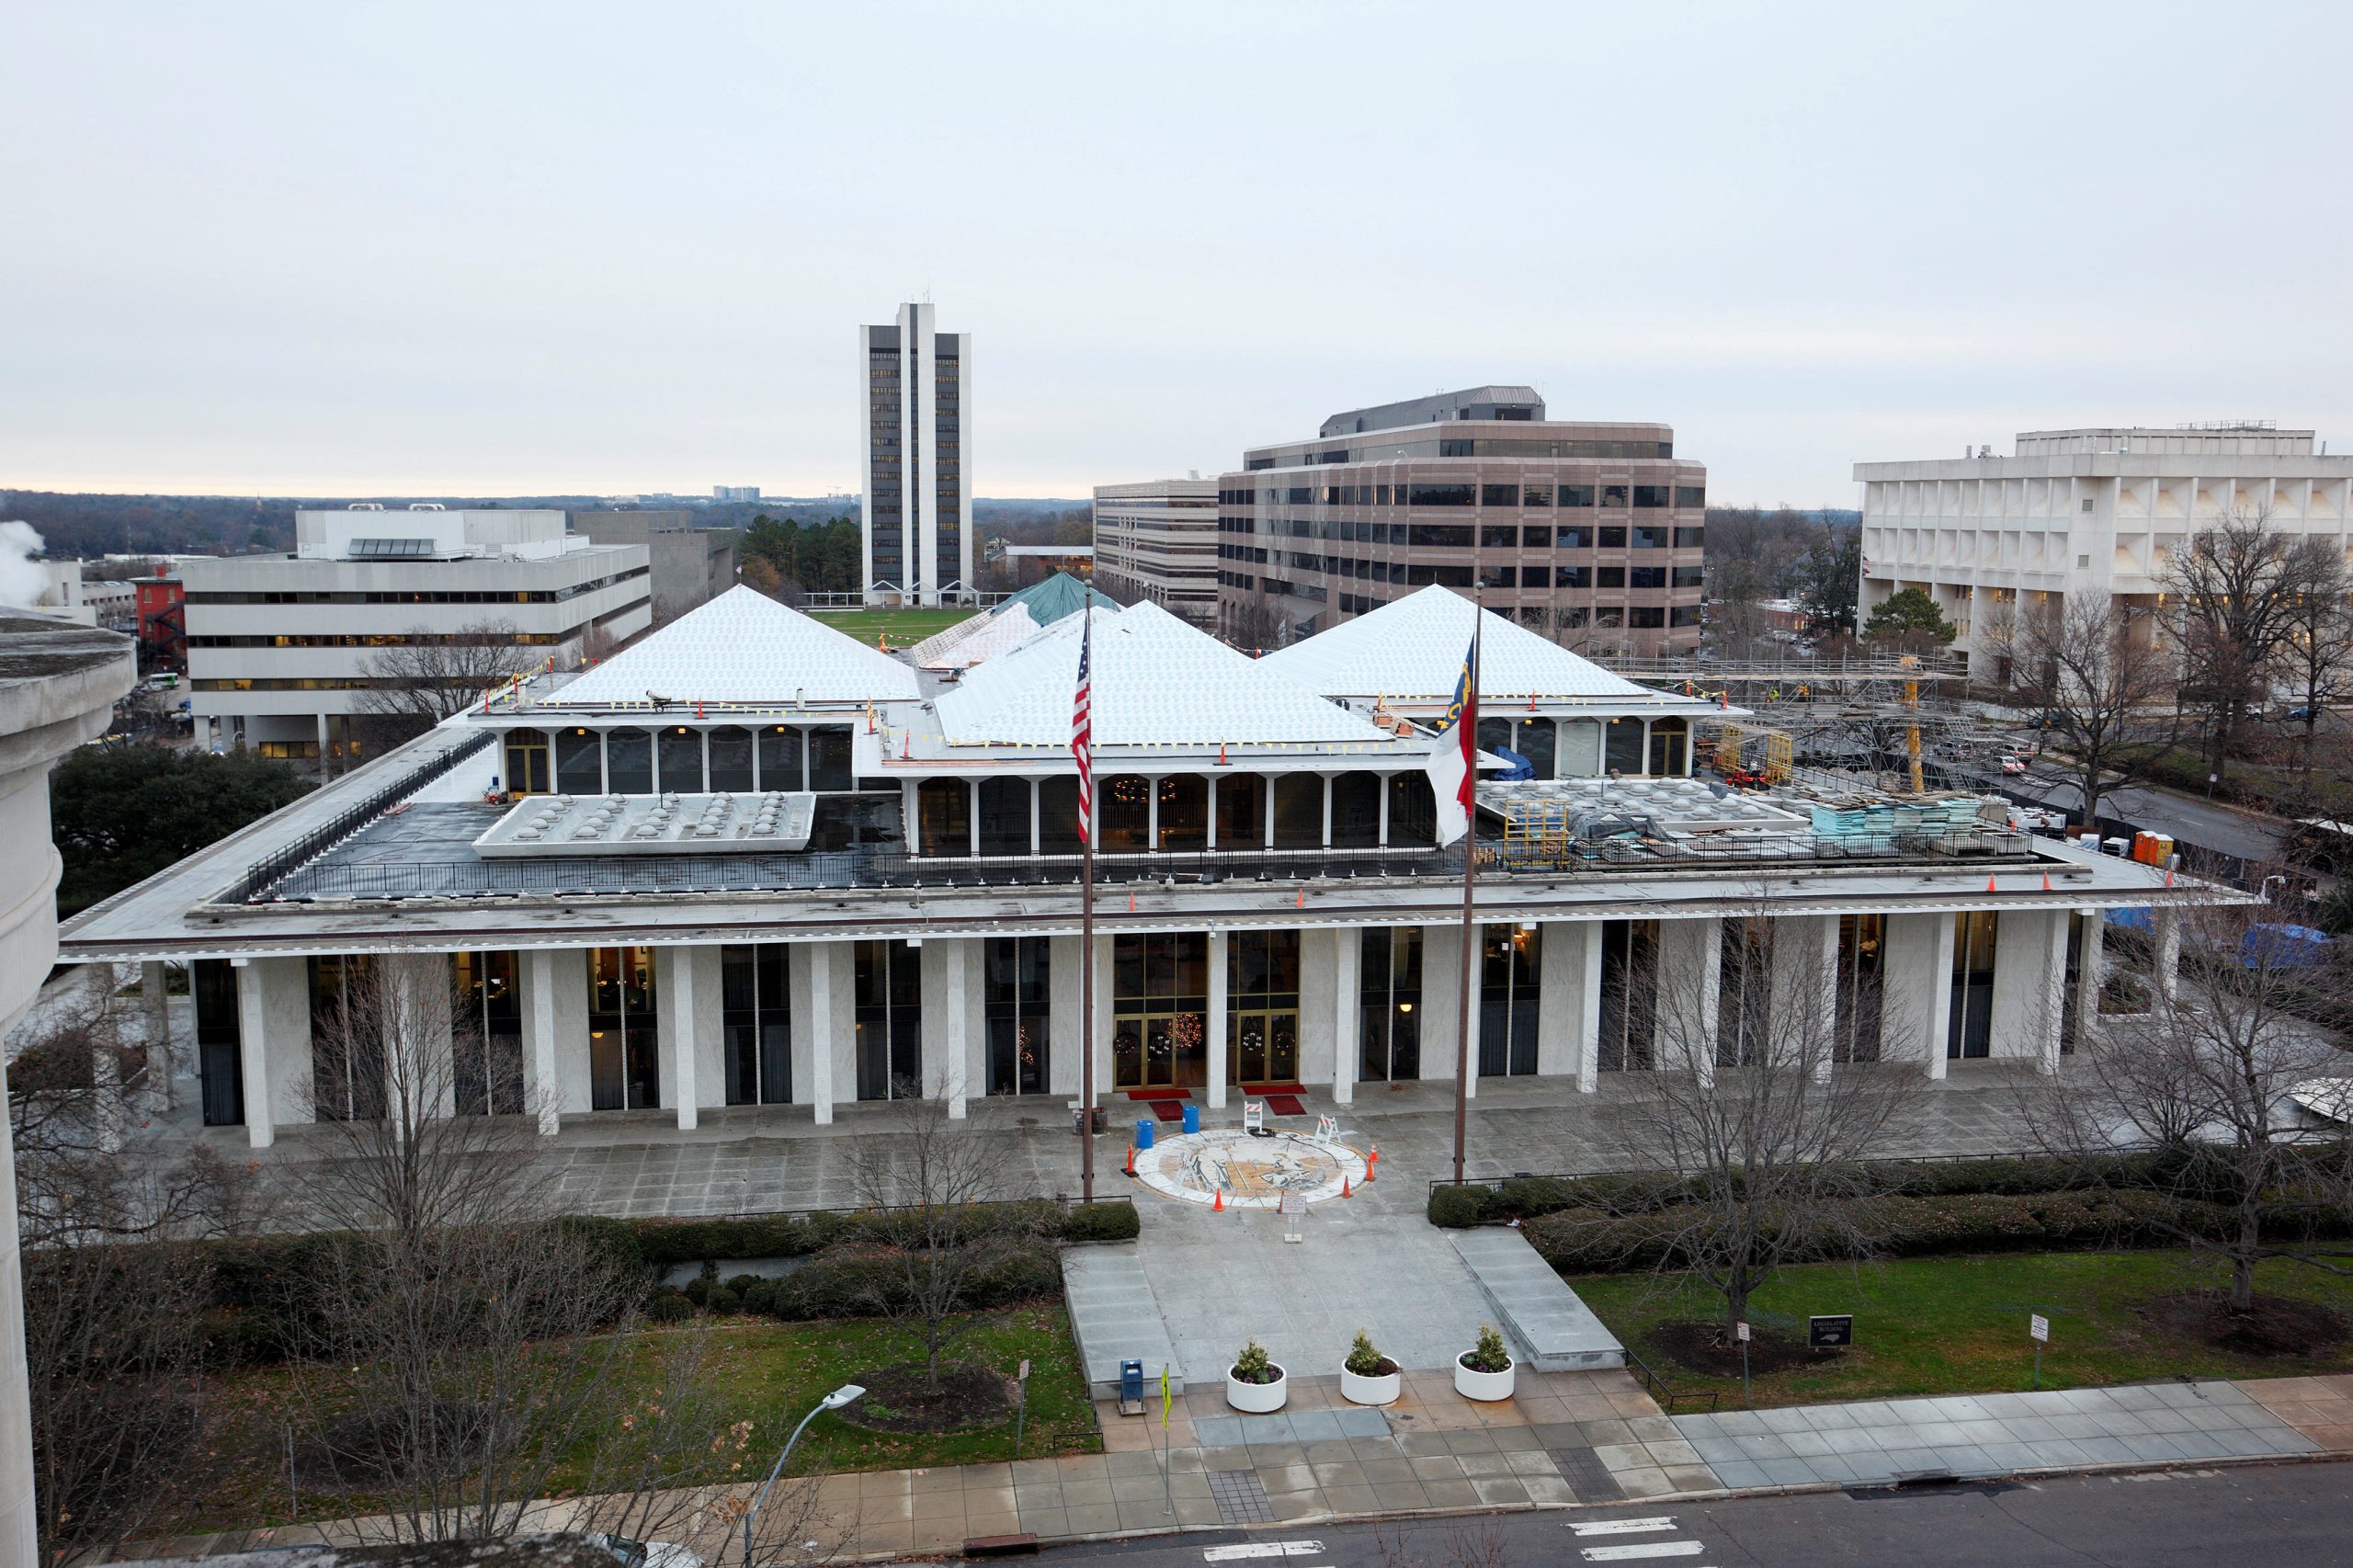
[0,610,138,1565]
[567,509,737,623]
[181,507,651,763]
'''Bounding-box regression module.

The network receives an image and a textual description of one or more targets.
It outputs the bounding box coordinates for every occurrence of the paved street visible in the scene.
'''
[1023,1457,2353,1567]
[2014,767,2289,865]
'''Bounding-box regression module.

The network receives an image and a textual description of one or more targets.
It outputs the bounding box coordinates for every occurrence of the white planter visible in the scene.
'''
[1454,1354,1516,1402]
[1340,1365,1402,1406]
[1226,1362,1289,1413]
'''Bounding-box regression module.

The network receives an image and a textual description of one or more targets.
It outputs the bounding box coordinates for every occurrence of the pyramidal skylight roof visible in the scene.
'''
[937,600,1400,749]
[1260,585,1676,704]
[549,585,919,706]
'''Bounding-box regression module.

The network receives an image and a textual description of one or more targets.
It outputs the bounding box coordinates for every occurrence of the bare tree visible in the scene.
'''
[2024,898,2353,1316]
[351,621,545,749]
[2273,538,2353,799]
[2005,595,2176,827]
[1596,908,1915,1340]
[9,982,247,1562]
[845,1075,1044,1391]
[278,954,831,1553]
[2164,509,2303,788]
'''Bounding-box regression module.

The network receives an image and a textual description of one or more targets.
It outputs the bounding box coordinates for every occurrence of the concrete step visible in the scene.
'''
[1449,1227,1626,1372]
[1061,1242,1187,1400]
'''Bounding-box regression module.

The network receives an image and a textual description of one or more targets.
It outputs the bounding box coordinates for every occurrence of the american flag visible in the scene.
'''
[1071,610,1094,843]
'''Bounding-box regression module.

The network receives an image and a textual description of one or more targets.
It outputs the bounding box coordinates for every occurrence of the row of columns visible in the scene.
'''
[209,906,2092,1149]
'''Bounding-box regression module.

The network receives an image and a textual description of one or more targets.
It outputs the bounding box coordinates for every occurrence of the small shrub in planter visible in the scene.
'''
[1227,1337,1289,1413]
[1455,1323,1515,1401]
[1339,1329,1401,1407]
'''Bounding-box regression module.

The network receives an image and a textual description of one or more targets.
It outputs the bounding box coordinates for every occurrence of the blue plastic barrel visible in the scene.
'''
[1183,1103,1200,1134]
[1136,1118,1155,1150]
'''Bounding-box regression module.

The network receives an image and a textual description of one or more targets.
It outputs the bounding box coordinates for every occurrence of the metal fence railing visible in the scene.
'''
[235,731,497,903]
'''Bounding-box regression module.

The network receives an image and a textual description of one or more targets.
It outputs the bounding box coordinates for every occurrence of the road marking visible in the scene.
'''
[1579,1545,1706,1562]
[1203,1545,1324,1562]
[1570,1517,1679,1537]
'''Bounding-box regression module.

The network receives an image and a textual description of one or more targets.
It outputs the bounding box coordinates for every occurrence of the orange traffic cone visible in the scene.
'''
[1985,874,1997,892]
[1341,1176,1352,1199]
[1366,1144,1379,1180]
[1211,1188,1224,1212]
[2042,871,2053,892]
[1127,891,1137,913]
[2165,867,2175,888]
[1125,1143,1135,1176]
[1295,886,1306,909]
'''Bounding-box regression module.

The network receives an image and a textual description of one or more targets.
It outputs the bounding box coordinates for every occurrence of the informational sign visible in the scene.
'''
[1735,1321,1751,1343]
[1809,1314,1854,1349]
[1017,1358,1031,1382]
[2029,1313,2050,1343]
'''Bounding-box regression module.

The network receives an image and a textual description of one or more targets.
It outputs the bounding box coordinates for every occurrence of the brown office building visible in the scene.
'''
[1215,386,1706,654]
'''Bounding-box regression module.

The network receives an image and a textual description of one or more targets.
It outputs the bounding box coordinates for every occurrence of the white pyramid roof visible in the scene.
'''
[937,600,1400,750]
[1260,585,1677,705]
[909,602,1041,670]
[548,585,919,706]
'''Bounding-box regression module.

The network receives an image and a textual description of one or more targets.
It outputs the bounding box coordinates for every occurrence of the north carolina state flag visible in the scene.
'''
[1427,639,1476,846]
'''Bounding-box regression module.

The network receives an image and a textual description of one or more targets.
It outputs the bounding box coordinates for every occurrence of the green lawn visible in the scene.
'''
[809,607,978,646]
[182,1306,1096,1533]
[1573,1250,2353,1409]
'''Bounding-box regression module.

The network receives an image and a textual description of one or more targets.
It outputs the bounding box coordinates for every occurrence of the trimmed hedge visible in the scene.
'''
[630,1198,1136,1268]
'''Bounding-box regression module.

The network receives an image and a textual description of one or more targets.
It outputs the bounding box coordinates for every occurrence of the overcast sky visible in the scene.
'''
[7,2,2349,506]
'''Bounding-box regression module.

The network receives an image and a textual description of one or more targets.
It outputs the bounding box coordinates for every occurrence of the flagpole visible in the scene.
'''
[1452,587,1483,1187]
[1078,607,1097,1202]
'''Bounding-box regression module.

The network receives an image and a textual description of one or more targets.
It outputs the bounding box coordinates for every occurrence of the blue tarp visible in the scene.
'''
[2244,923,2332,969]
[2105,906,2153,932]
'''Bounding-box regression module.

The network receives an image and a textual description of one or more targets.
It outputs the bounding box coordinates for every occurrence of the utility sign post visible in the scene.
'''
[1014,1358,1031,1459]
[1735,1321,1752,1407]
[2029,1313,2050,1389]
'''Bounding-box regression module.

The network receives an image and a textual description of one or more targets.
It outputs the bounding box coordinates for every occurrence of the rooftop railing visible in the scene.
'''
[235,731,497,903]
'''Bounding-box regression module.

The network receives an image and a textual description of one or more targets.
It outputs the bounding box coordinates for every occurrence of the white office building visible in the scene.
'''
[860,302,972,606]
[182,507,652,763]
[1855,423,2353,676]
[60,583,2204,1151]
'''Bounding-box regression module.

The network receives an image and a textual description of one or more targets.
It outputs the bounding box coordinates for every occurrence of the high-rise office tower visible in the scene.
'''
[860,301,972,605]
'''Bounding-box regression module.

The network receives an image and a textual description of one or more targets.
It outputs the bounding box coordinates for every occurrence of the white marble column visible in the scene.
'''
[1536,920,1588,1082]
[929,938,974,1118]
[803,942,844,1124]
[660,946,700,1130]
[1655,917,1722,1078]
[528,949,563,1135]
[1048,936,1084,1097]
[141,960,171,1110]
[1207,930,1229,1109]
[2154,908,2181,1002]
[1769,915,1841,1083]
[2074,912,2104,1051]
[233,958,274,1149]
[1577,924,1604,1092]
[1330,926,1359,1107]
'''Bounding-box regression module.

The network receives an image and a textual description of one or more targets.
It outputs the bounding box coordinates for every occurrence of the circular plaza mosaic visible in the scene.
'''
[1132,1127,1371,1209]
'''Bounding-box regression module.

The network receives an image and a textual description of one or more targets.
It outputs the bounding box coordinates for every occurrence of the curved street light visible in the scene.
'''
[743,1383,864,1567]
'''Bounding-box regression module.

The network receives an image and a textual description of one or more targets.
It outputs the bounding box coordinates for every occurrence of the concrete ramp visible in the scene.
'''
[1061,1243,1186,1400]
[1449,1228,1626,1371]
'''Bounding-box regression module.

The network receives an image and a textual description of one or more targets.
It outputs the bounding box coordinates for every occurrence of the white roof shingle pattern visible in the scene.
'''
[548,585,919,706]
[1259,585,1662,702]
[936,600,1401,750]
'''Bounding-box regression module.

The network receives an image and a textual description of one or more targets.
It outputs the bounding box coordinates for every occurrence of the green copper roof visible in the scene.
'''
[996,571,1120,627]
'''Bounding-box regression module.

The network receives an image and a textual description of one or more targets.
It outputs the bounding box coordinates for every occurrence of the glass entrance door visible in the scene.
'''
[1112,933,1208,1091]
[1226,929,1302,1086]
[1229,1009,1299,1086]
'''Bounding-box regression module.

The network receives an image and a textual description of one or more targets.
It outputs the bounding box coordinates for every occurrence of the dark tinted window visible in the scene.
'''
[1408,483,1474,506]
[1522,525,1551,549]
[1631,526,1668,549]
[1479,564,1516,589]
[1675,486,1706,508]
[1632,485,1670,507]
[1672,564,1706,587]
[1630,566,1666,588]
[1405,562,1475,586]
[1554,564,1590,588]
[1597,566,1625,588]
[1674,527,1705,548]
[1671,605,1703,626]
[1629,607,1666,628]
[1521,484,1552,506]
[1599,527,1627,548]
[1481,525,1518,550]
[1407,524,1472,547]
[1601,484,1630,507]
[1561,485,1596,507]
[1479,483,1518,507]
[1557,526,1589,549]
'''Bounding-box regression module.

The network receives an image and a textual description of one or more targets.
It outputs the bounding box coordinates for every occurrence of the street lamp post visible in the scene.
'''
[743,1383,864,1568]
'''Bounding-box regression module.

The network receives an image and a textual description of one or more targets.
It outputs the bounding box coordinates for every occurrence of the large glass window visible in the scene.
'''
[1480,524,1519,549]
[1478,925,1540,1076]
[657,726,704,793]
[1561,485,1597,508]
[1228,930,1300,1086]
[1216,774,1266,848]
[1332,771,1381,847]
[1386,772,1436,846]
[1098,774,1150,851]
[722,944,791,1105]
[1949,911,1997,1059]
[1479,485,1519,508]
[588,946,659,1110]
[917,778,972,857]
[1516,721,1557,779]
[193,959,244,1127]
[707,727,756,792]
[1558,720,1603,778]
[1407,524,1473,548]
[1598,919,1659,1071]
[1157,775,1208,852]
[1272,775,1323,848]
[451,950,524,1116]
[855,940,923,1098]
[1716,919,1772,1068]
[984,937,1051,1096]
[1360,927,1422,1082]
[308,954,385,1120]
[757,725,804,791]
[555,727,603,794]
[1113,933,1208,1090]
[607,727,653,793]
[1605,717,1645,774]
[809,727,854,791]
[503,728,551,795]
[978,777,1032,856]
[1407,483,1475,506]
[1836,914,1884,1063]
[1039,776,1084,855]
[1648,717,1688,776]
